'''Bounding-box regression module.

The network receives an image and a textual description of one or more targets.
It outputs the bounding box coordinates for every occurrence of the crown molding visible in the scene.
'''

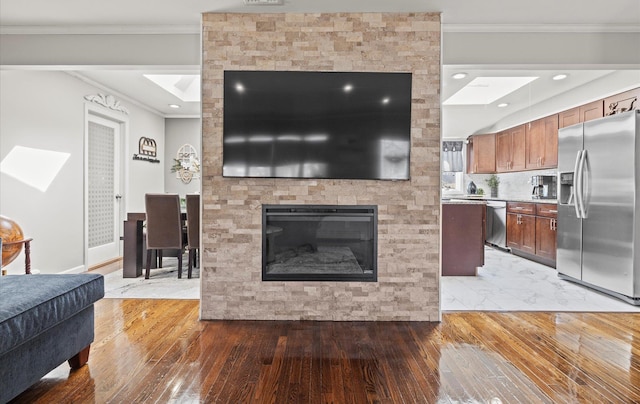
[165,114,201,119]
[444,23,640,33]
[0,24,200,35]
[67,71,166,117]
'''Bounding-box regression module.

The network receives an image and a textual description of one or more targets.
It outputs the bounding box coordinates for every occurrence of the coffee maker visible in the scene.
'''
[531,175,557,199]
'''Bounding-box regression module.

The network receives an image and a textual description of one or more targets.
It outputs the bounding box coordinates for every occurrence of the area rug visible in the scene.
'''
[103,258,199,299]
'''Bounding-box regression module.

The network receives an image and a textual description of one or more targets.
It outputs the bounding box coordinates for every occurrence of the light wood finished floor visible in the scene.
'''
[11,299,640,403]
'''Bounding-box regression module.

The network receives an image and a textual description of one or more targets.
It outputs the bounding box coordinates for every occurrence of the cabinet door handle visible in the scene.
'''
[548,209,558,213]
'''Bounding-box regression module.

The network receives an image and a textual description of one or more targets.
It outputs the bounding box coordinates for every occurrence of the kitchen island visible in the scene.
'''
[442,200,486,276]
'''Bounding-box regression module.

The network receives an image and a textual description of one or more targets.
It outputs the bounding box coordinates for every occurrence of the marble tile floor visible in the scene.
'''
[442,246,640,312]
[103,247,640,312]
[103,257,199,300]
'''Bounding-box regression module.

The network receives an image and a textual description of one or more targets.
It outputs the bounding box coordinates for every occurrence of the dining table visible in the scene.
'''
[122,211,186,278]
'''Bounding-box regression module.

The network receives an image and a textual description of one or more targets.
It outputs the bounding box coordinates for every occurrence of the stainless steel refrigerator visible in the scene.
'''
[557,110,640,305]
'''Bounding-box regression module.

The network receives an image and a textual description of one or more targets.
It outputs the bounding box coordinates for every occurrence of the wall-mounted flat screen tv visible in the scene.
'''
[223,70,412,180]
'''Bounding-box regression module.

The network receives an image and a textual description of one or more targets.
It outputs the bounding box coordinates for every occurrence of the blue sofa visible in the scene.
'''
[0,274,104,403]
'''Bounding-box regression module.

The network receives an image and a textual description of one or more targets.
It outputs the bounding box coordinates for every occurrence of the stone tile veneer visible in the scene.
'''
[201,12,441,321]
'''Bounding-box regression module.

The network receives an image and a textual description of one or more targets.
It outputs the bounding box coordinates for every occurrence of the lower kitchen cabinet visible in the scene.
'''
[506,202,557,267]
[535,203,558,263]
[535,216,557,260]
[507,211,536,254]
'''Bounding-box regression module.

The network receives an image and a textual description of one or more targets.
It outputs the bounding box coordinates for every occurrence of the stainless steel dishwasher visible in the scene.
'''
[485,201,507,249]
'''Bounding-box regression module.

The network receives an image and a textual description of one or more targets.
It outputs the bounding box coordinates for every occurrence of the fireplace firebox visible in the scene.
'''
[262,205,377,281]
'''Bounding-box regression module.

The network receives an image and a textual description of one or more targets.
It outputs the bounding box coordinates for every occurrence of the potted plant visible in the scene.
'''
[486,174,500,198]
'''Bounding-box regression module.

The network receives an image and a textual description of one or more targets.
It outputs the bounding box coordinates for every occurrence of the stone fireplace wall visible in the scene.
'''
[201,12,441,321]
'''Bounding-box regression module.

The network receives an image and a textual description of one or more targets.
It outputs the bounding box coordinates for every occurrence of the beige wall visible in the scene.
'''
[200,12,441,321]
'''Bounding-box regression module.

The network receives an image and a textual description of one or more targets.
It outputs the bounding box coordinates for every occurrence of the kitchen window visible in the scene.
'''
[442,141,465,195]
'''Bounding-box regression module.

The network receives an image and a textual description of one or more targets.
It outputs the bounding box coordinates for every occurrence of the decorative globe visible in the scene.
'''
[1,215,24,266]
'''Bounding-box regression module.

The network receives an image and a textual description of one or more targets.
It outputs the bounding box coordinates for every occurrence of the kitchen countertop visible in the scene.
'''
[442,195,557,204]
[442,199,487,205]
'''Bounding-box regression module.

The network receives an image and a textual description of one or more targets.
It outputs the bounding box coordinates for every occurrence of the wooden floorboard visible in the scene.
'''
[10,299,640,403]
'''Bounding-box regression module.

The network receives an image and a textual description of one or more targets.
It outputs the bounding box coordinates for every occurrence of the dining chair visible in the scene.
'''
[144,193,184,279]
[185,194,200,279]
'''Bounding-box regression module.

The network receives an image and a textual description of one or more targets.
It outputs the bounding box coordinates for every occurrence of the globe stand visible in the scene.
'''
[1,238,33,275]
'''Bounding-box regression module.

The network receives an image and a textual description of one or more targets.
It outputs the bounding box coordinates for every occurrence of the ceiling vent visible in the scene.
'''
[243,0,284,5]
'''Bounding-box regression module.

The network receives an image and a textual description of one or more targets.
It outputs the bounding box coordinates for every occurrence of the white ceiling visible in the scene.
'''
[1,0,639,136]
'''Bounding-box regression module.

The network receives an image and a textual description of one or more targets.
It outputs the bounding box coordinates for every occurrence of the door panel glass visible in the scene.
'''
[88,121,115,249]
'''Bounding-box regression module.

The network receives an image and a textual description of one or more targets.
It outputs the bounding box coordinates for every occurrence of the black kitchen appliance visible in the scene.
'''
[531,175,557,199]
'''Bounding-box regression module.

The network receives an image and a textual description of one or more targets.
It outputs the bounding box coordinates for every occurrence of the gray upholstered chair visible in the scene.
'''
[185,194,200,279]
[144,193,184,279]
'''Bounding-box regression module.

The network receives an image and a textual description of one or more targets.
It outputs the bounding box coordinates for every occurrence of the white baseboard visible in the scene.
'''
[59,265,87,274]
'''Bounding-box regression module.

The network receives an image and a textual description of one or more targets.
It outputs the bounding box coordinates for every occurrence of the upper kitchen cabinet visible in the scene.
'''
[604,88,639,116]
[495,125,525,172]
[467,134,496,174]
[558,100,604,128]
[525,114,558,169]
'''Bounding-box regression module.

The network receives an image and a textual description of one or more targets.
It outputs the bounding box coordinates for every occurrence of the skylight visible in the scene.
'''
[143,74,200,102]
[444,76,538,105]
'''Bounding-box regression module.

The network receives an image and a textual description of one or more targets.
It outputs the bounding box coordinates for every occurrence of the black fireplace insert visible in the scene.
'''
[262,205,377,281]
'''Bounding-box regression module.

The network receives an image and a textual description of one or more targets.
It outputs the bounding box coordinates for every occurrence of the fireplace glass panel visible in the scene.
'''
[263,205,377,281]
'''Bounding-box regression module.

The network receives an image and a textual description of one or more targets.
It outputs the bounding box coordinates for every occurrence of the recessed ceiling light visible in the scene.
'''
[381,97,390,105]
[552,74,568,81]
[443,76,538,105]
[343,84,353,93]
[452,73,467,80]
[497,103,509,108]
[235,83,245,93]
[168,104,181,109]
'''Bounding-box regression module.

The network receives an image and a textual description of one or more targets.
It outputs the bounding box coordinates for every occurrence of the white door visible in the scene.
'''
[87,115,122,266]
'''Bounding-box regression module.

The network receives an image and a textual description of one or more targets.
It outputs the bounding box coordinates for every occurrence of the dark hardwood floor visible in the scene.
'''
[11,299,640,403]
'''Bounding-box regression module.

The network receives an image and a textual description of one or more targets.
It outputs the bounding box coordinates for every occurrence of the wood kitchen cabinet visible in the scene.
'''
[495,125,526,172]
[535,203,558,262]
[442,202,486,276]
[463,87,637,177]
[526,114,558,169]
[467,133,496,174]
[559,100,604,128]
[506,202,557,267]
[506,202,536,255]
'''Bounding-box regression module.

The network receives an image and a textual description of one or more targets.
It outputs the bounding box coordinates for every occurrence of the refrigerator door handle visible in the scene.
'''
[581,150,589,219]
[573,150,583,219]
[577,149,588,219]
